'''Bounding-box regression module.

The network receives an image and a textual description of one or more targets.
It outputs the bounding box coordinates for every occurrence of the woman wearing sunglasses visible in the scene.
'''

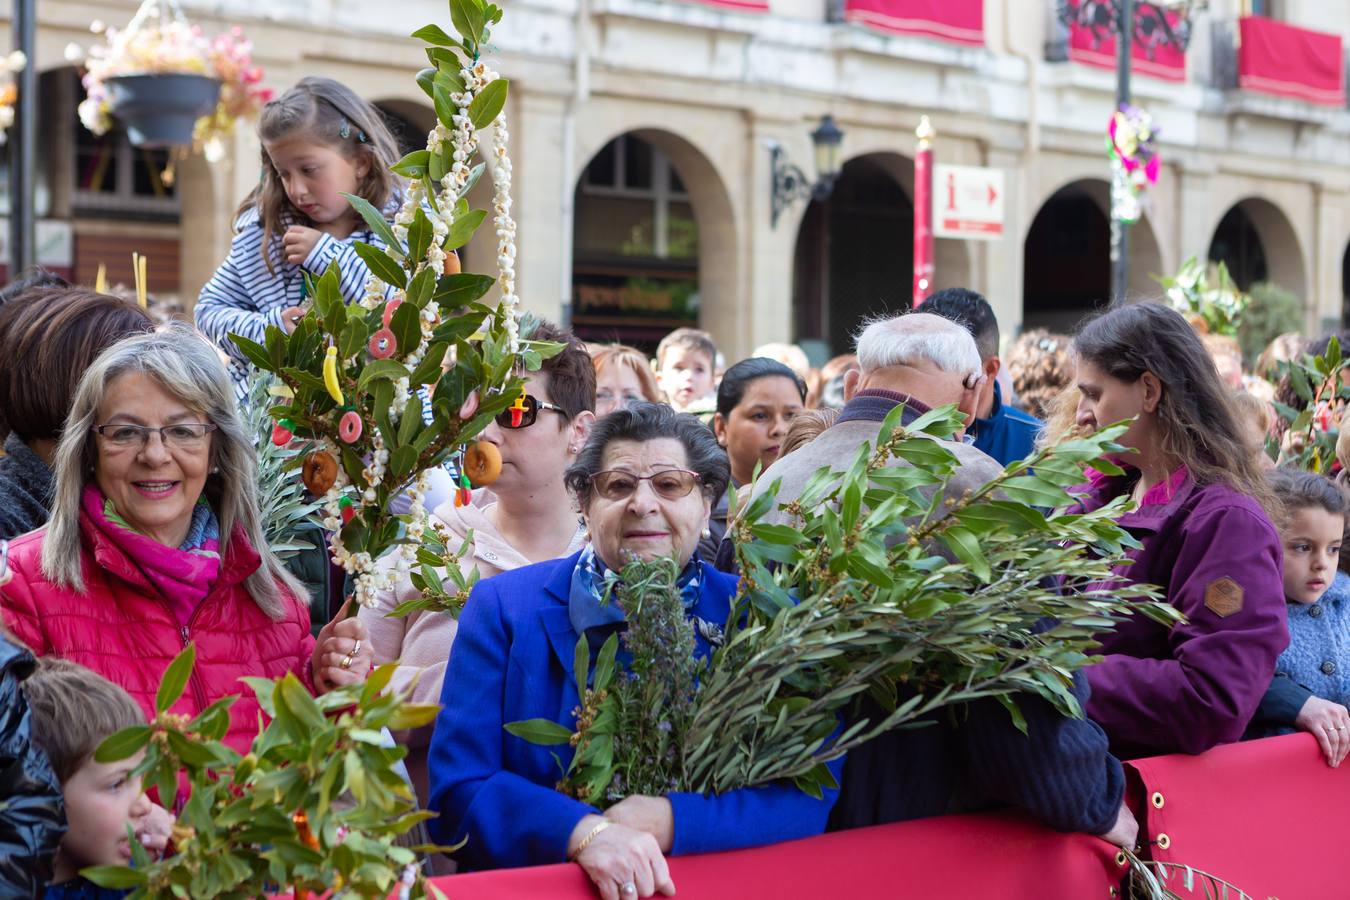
[425,403,840,898]
[361,320,596,810]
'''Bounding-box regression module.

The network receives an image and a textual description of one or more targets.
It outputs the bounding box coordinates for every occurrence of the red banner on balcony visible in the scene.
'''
[676,0,769,11]
[1068,13,1187,82]
[843,0,984,48]
[1238,15,1344,106]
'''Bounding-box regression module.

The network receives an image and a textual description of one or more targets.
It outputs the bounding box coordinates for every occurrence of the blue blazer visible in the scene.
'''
[426,550,841,870]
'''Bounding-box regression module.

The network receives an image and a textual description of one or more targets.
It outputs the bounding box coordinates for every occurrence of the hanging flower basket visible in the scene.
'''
[104,72,220,148]
[77,0,270,157]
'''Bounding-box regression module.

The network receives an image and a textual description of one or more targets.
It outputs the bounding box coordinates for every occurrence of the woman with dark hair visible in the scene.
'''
[1069,302,1287,757]
[0,287,154,540]
[426,403,838,896]
[704,358,805,564]
[363,320,595,805]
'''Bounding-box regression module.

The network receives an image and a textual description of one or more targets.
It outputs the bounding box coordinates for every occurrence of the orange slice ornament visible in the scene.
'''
[463,440,502,487]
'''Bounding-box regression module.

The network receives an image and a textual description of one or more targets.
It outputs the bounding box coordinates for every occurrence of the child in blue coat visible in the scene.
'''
[195,77,402,400]
[1249,469,1350,766]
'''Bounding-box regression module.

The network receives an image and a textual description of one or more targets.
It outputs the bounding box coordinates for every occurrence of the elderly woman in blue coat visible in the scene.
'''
[427,403,840,898]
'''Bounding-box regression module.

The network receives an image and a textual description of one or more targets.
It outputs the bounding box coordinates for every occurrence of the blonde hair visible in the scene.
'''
[236,77,401,274]
[22,658,145,783]
[43,324,305,618]
[590,344,661,403]
[1035,383,1086,451]
[780,408,839,459]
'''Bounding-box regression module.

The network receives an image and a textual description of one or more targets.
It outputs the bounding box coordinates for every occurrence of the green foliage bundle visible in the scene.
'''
[83,647,447,899]
[511,404,1184,805]
[1161,256,1249,338]
[1241,281,1304,365]
[242,372,323,560]
[1273,336,1349,473]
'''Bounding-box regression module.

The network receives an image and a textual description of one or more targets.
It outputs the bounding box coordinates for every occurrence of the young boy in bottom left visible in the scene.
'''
[21,657,170,898]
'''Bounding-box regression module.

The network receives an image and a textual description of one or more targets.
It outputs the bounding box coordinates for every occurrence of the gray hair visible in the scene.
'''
[853,312,982,376]
[43,323,305,619]
[565,402,730,509]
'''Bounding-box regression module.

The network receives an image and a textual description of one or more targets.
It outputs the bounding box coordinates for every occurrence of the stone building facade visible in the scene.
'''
[12,0,1350,360]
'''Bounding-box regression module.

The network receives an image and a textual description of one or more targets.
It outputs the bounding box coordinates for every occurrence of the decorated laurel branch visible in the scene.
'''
[230,0,562,613]
[510,408,1186,804]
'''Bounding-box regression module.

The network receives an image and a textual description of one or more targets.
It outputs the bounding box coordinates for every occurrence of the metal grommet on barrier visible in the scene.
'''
[1110,888,1119,897]
[1115,850,1128,867]
[1150,791,1165,809]
[1155,833,1171,850]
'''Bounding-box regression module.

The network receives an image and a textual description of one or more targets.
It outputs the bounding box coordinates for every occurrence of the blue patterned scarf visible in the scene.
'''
[567,546,722,658]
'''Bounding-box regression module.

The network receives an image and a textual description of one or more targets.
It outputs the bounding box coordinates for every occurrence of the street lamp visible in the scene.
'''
[769,114,845,228]
[1055,0,1206,305]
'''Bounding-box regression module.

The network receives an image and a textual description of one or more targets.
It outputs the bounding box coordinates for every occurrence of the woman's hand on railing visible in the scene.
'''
[570,813,676,900]
[1295,695,1350,767]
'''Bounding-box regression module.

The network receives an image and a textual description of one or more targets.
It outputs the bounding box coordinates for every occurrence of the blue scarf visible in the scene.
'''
[567,547,722,659]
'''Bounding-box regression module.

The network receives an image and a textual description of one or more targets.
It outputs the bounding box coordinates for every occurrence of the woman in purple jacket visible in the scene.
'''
[1069,303,1288,757]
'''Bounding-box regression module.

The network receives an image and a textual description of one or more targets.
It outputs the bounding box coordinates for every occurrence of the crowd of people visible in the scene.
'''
[1,72,1348,900]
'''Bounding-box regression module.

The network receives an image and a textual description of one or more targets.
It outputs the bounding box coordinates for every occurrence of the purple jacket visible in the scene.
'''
[1071,469,1288,757]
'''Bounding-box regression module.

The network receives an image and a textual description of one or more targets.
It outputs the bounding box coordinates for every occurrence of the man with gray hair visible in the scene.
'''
[748,311,1137,847]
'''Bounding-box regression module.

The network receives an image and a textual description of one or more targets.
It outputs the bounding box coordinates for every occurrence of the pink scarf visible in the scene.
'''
[81,485,222,625]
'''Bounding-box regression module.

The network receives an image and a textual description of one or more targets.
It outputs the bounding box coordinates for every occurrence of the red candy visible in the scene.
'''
[368,328,397,359]
[381,299,402,328]
[339,411,363,443]
[271,421,294,446]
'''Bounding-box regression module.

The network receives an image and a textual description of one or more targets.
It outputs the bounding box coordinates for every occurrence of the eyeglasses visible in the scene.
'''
[495,395,566,430]
[93,423,217,451]
[590,469,703,501]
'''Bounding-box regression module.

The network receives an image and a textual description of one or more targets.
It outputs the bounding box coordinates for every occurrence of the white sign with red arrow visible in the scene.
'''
[933,164,1005,241]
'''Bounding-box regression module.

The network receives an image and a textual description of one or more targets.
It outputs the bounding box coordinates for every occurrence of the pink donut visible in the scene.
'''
[382,299,403,328]
[368,328,397,359]
[339,410,363,443]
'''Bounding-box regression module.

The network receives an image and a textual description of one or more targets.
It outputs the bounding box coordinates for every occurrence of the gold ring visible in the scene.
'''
[340,653,354,669]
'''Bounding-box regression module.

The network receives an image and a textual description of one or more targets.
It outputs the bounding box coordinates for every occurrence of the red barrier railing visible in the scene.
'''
[434,733,1346,899]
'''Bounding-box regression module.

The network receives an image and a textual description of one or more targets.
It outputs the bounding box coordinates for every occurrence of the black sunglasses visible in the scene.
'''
[496,394,566,429]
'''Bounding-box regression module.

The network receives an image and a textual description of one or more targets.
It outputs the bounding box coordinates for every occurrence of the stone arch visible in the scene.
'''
[373,98,436,157]
[792,152,917,356]
[568,127,737,352]
[1022,178,1164,332]
[1207,197,1307,298]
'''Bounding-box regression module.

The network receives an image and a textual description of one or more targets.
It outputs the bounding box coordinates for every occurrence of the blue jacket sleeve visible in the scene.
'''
[426,578,598,870]
[666,753,842,855]
[1252,673,1313,729]
[957,672,1124,835]
[194,230,289,370]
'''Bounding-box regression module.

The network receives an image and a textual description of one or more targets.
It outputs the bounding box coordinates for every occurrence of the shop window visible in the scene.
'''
[70,73,177,218]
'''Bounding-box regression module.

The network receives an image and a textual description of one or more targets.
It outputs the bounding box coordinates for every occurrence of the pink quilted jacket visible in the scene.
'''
[0,519,316,752]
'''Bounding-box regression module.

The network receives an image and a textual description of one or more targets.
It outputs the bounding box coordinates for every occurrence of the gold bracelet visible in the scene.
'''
[571,819,612,860]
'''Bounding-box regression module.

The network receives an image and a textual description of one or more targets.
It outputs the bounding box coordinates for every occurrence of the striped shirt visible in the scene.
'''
[195,197,402,401]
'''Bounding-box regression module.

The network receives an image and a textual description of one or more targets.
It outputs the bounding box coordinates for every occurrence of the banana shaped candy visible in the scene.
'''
[322,345,344,405]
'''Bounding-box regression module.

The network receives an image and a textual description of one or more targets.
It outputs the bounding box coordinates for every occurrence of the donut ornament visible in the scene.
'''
[443,249,461,276]
[338,410,363,444]
[463,440,502,487]
[381,299,402,328]
[301,450,338,495]
[368,328,397,359]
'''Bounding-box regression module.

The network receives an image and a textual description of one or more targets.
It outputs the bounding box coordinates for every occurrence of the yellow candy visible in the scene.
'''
[322,345,344,405]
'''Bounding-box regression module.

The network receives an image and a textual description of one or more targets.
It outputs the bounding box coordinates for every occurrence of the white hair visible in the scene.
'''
[854,313,981,376]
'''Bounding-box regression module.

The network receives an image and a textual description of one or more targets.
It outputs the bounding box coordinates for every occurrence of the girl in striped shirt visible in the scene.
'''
[195,77,402,399]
